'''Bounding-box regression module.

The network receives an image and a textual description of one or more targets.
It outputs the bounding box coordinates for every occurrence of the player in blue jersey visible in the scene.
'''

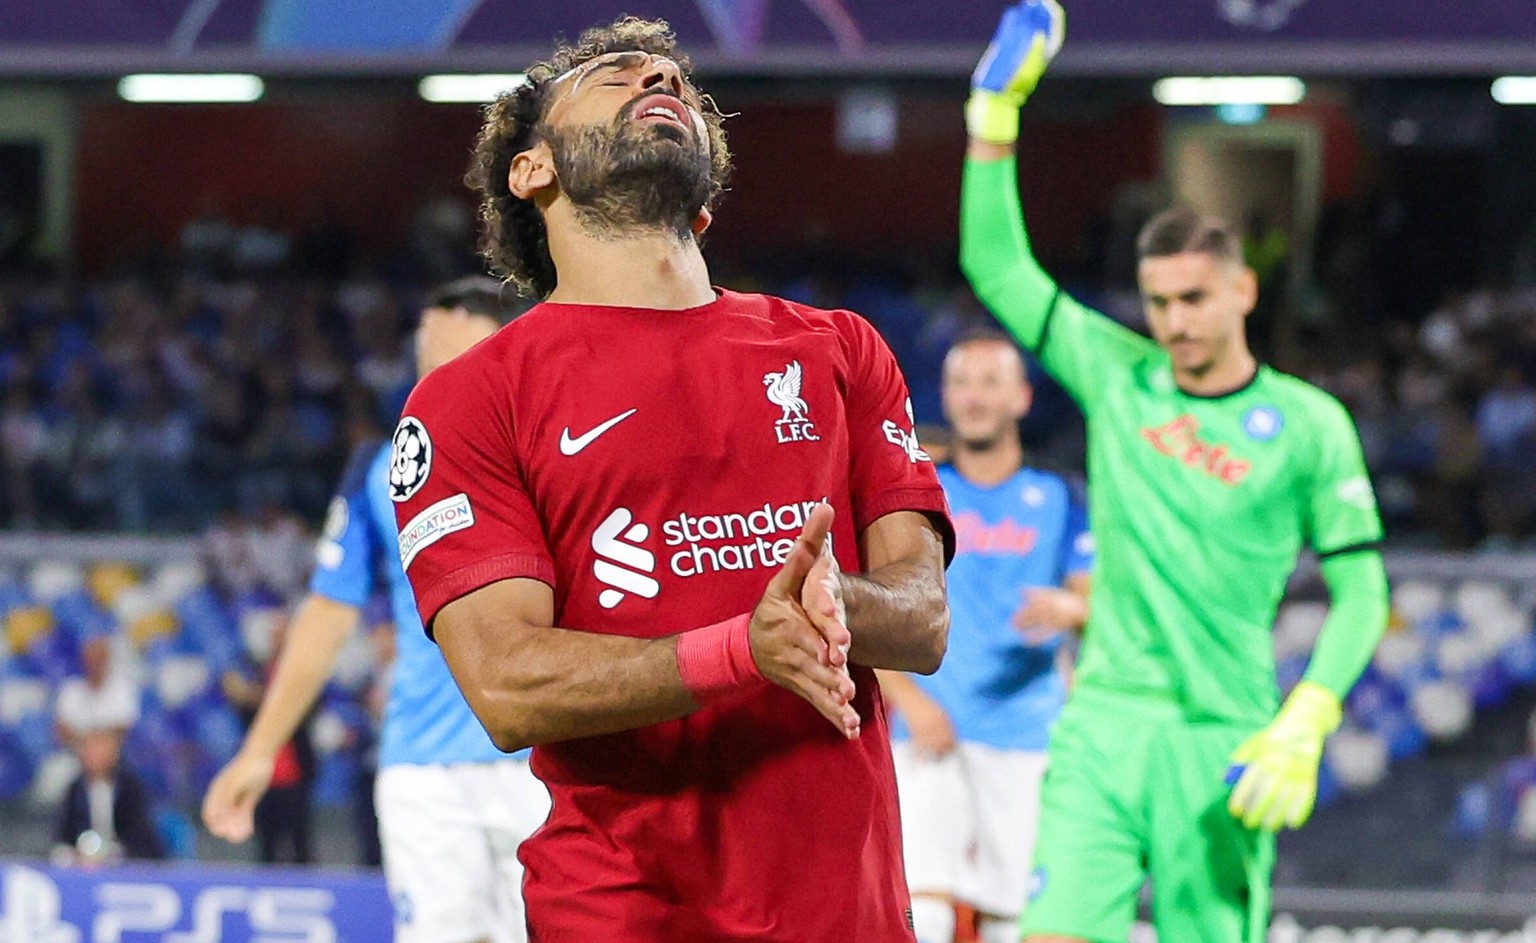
[879,330,1091,943]
[203,277,546,943]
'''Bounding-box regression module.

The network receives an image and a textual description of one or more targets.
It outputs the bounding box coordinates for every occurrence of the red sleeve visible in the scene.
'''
[390,357,555,633]
[839,312,955,562]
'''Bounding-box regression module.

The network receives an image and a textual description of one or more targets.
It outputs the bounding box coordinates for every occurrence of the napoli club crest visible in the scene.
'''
[1242,406,1284,442]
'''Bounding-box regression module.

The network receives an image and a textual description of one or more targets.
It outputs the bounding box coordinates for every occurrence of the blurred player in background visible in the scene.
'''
[219,616,317,865]
[879,330,1091,943]
[959,3,1390,941]
[393,16,952,942]
[203,277,547,943]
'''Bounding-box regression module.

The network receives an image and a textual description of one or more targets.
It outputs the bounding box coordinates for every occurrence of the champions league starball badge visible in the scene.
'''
[389,417,432,502]
[1216,0,1312,31]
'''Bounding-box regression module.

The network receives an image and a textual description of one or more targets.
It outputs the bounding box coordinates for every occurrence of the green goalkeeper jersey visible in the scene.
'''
[962,157,1384,725]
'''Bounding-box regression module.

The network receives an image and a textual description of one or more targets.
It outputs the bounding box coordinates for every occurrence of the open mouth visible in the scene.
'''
[628,94,691,131]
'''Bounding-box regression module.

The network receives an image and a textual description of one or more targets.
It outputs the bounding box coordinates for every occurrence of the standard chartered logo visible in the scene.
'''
[591,499,826,605]
[591,508,660,610]
[664,499,825,577]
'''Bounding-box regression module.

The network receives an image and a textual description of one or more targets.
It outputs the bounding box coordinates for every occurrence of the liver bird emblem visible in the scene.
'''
[764,361,809,423]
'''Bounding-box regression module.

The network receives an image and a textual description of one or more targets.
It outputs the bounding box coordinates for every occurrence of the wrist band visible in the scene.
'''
[676,613,761,703]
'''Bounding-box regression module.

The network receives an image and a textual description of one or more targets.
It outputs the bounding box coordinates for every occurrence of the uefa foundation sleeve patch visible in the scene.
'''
[398,493,475,569]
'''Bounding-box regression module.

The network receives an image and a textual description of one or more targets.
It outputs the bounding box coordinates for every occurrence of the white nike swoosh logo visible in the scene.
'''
[560,408,637,456]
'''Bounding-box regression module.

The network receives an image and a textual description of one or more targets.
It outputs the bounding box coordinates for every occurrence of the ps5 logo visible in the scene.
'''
[96,884,336,943]
[0,865,79,943]
[1216,0,1311,31]
[592,508,661,609]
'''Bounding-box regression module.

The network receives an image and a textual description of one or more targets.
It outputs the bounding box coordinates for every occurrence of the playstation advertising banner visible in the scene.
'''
[3,0,1534,74]
[0,860,391,943]
[6,859,1536,943]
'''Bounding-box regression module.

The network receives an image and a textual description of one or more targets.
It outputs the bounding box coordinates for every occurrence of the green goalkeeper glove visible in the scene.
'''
[1226,680,1343,831]
[966,0,1066,144]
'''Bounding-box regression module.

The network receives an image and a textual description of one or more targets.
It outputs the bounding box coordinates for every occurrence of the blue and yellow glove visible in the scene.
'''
[1226,681,1343,831]
[967,0,1066,144]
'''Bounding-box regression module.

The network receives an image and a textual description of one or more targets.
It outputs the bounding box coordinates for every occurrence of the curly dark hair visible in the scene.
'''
[466,17,732,299]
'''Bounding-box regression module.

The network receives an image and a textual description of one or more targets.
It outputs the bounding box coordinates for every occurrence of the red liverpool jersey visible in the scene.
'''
[393,289,950,942]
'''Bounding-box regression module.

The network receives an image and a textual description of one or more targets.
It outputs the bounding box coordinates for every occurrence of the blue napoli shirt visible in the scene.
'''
[892,464,1092,751]
[310,442,520,766]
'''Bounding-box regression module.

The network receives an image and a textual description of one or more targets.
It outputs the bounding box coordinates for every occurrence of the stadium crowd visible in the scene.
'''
[2,216,1535,549]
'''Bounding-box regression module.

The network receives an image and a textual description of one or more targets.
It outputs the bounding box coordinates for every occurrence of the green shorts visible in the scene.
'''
[1020,685,1275,943]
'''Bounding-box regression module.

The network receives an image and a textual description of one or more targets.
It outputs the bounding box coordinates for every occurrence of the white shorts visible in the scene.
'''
[892,740,1048,918]
[375,759,551,943]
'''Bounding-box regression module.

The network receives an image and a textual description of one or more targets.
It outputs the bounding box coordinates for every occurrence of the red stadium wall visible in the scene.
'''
[72,95,1161,273]
[711,98,1161,262]
[73,98,483,269]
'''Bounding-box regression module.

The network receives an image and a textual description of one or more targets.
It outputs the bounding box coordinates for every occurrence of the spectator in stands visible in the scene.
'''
[0,374,48,527]
[113,374,194,532]
[11,201,1536,553]
[203,505,313,603]
[231,207,292,276]
[180,204,236,278]
[56,728,164,864]
[54,366,124,529]
[54,635,140,749]
[1476,363,1536,461]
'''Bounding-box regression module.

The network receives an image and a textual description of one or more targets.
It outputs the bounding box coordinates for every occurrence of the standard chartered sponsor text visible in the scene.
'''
[663,499,825,577]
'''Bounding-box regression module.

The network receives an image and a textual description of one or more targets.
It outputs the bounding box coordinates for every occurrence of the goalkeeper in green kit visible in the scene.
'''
[959,4,1390,941]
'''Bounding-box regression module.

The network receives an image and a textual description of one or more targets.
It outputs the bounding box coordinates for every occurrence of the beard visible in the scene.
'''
[958,431,1005,452]
[548,112,713,240]
[949,413,1011,453]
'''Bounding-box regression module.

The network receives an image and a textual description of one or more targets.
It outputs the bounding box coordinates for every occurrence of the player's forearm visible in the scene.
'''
[1303,550,1390,699]
[968,137,1014,163]
[959,155,1059,351]
[238,594,357,761]
[434,586,704,751]
[843,560,949,674]
[1066,571,1091,628]
[472,632,700,752]
[874,668,938,714]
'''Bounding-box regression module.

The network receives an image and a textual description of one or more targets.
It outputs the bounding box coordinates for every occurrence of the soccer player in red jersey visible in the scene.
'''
[391,16,953,943]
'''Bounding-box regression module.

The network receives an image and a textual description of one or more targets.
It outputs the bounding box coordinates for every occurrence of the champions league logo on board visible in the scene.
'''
[1216,0,1312,31]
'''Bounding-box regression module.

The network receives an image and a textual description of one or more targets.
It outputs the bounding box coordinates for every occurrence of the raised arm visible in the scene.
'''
[960,1,1153,410]
[959,0,1065,350]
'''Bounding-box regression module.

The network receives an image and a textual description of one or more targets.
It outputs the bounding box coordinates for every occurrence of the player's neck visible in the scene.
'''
[953,436,1024,486]
[1174,349,1259,398]
[545,214,715,309]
